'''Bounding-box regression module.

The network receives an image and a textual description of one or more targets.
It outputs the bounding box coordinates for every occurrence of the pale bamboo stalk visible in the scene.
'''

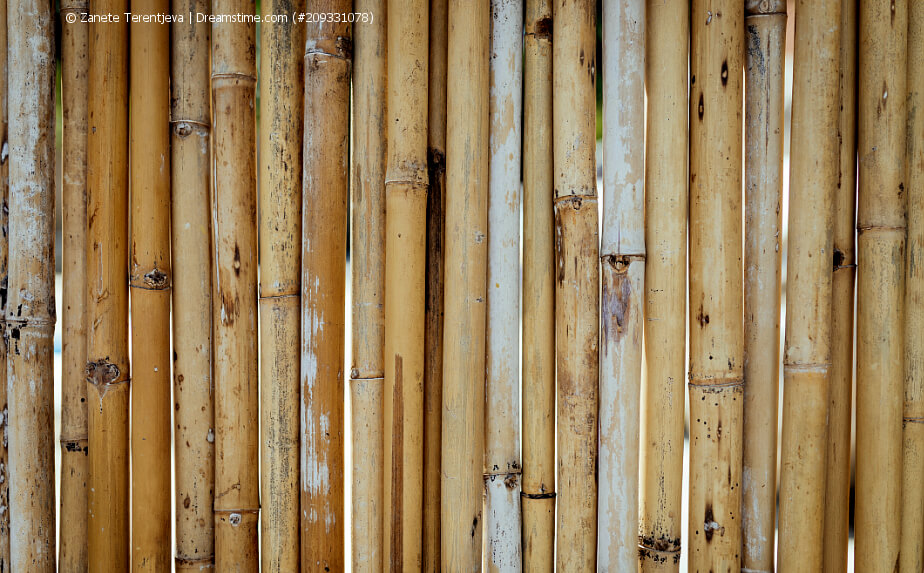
[171,1,215,570]
[441,0,490,569]
[87,1,131,569]
[259,2,304,571]
[483,1,523,570]
[6,1,56,570]
[822,2,858,571]
[553,0,599,569]
[777,0,839,569]
[0,1,7,568]
[741,2,785,571]
[638,1,687,570]
[855,1,907,569]
[211,2,259,568]
[301,3,351,570]
[521,0,555,568]
[688,1,744,570]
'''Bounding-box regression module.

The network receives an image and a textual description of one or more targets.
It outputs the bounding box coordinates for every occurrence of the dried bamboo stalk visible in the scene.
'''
[211,2,259,568]
[688,1,744,570]
[741,2,785,570]
[171,1,214,570]
[777,0,839,569]
[638,1,687,570]
[6,1,56,570]
[87,1,131,569]
[60,0,90,570]
[259,2,304,571]
[301,3,351,570]
[0,1,7,568]
[855,1,907,569]
[441,0,490,569]
[553,0,599,569]
[521,0,555,568]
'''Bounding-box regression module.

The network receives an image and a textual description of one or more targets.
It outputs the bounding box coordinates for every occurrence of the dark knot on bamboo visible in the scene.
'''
[745,0,786,16]
[86,359,122,387]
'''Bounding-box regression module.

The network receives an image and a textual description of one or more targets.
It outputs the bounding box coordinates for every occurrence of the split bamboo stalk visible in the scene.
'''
[688,1,744,570]
[211,2,259,568]
[259,2,304,571]
[86,1,131,569]
[301,3,351,570]
[822,1,858,571]
[741,2,785,570]
[777,0,839,569]
[0,1,7,568]
[6,1,56,570]
[553,0,599,569]
[423,0,447,569]
[441,0,490,569]
[171,1,215,569]
[521,0,555,568]
[484,0,523,570]
[855,1,907,570]
[350,0,387,570]
[638,1,687,570]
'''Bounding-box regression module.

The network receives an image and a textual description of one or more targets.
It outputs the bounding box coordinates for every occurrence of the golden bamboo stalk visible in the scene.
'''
[688,1,744,570]
[171,1,214,570]
[441,0,489,569]
[553,0,599,569]
[6,1,56,570]
[301,3,351,570]
[211,2,259,568]
[855,1,907,569]
[741,2,785,570]
[0,1,7,568]
[638,2,687,571]
[87,1,131,569]
[521,0,555,568]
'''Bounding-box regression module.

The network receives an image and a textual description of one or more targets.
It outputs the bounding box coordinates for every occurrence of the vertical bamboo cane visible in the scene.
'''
[301,3,351,570]
[0,2,7,568]
[553,1,599,569]
[741,2,785,570]
[87,1,130,569]
[259,2,304,571]
[777,0,839,569]
[855,1,907,570]
[211,2,259,569]
[171,1,215,570]
[441,0,489,569]
[6,1,56,570]
[688,1,744,570]
[639,1,687,570]
[522,0,555,568]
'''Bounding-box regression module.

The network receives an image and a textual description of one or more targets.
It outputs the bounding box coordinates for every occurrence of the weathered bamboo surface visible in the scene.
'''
[0,2,8,567]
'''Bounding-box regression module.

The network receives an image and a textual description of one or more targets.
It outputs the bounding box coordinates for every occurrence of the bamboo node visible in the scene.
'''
[171,120,210,138]
[86,359,122,387]
[520,491,556,500]
[688,374,744,389]
[904,417,924,425]
[601,253,645,272]
[210,72,257,84]
[782,362,829,374]
[744,0,786,16]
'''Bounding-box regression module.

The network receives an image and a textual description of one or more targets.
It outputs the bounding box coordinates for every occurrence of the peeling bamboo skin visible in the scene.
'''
[441,0,489,569]
[688,1,744,570]
[741,3,785,571]
[211,2,259,569]
[60,0,90,569]
[856,1,907,570]
[87,1,131,569]
[301,5,351,570]
[639,2,687,571]
[6,1,56,569]
[171,1,215,568]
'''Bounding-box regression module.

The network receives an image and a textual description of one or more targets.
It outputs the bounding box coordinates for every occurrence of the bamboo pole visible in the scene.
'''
[855,1,907,569]
[777,0,839,569]
[171,1,215,570]
[6,1,56,570]
[259,2,304,571]
[521,0,555,568]
[741,2,786,571]
[638,1,687,570]
[553,0,599,569]
[688,1,744,570]
[87,1,131,569]
[441,0,489,569]
[301,3,351,570]
[211,2,259,568]
[0,1,7,568]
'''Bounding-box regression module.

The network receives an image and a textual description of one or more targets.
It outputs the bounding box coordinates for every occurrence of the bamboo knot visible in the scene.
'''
[210,72,257,84]
[688,374,744,389]
[782,362,830,374]
[601,253,645,272]
[170,120,210,138]
[520,491,556,500]
[745,0,786,16]
[60,3,90,15]
[86,359,122,387]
